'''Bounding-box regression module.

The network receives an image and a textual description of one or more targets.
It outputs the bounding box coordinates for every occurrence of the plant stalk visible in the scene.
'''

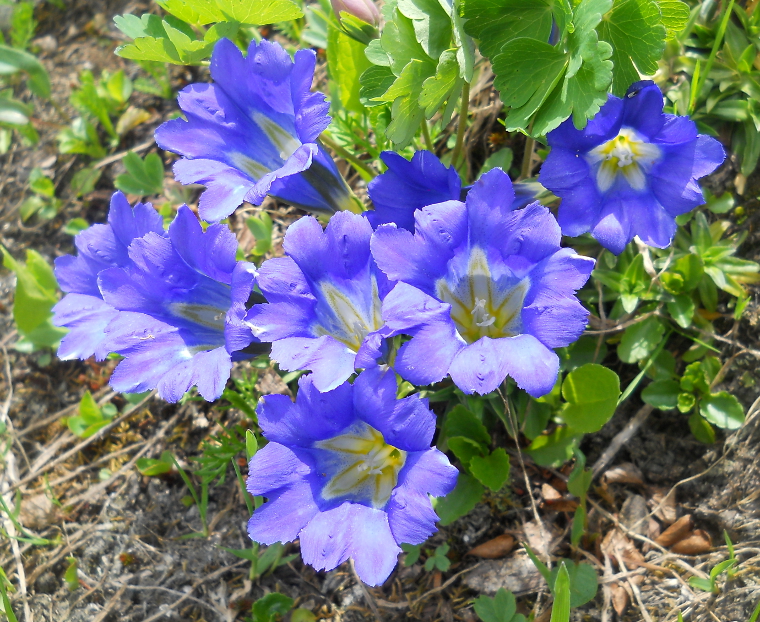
[450,81,470,170]
[320,133,378,182]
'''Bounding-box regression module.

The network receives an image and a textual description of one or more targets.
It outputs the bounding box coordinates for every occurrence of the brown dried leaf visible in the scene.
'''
[467,534,515,559]
[620,494,648,537]
[601,529,646,570]
[610,582,630,616]
[670,529,712,555]
[654,514,693,548]
[544,499,579,512]
[603,463,644,487]
[649,487,677,525]
[19,494,55,530]
[541,483,562,502]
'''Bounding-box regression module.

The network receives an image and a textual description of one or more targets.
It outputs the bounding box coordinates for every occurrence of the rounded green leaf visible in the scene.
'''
[641,380,680,410]
[469,448,510,492]
[700,392,744,430]
[618,317,666,363]
[560,364,620,433]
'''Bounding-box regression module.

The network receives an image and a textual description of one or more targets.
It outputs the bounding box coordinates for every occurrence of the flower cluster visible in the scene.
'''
[53,37,721,588]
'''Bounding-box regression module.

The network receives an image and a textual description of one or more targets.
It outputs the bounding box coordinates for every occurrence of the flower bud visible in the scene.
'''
[330,0,380,27]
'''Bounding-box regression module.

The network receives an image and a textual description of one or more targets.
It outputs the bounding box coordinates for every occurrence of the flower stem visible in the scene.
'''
[320,133,378,182]
[421,119,434,152]
[450,81,470,170]
[520,135,535,180]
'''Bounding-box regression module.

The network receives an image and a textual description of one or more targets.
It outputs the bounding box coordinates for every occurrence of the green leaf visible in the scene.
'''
[401,542,422,565]
[69,167,102,197]
[155,0,302,26]
[700,391,744,430]
[550,563,571,622]
[469,448,510,491]
[419,50,461,118]
[377,59,435,146]
[462,0,555,59]
[359,65,396,107]
[379,8,432,75]
[447,436,485,466]
[688,576,714,593]
[29,168,55,198]
[641,380,680,410]
[398,0,453,59]
[0,44,51,98]
[245,430,258,460]
[246,212,273,256]
[444,405,491,446]
[667,294,695,328]
[0,97,32,125]
[57,117,106,159]
[678,391,696,413]
[688,411,716,444]
[433,472,484,525]
[64,558,79,591]
[136,456,174,476]
[481,147,513,175]
[672,254,705,291]
[474,588,522,622]
[1,246,59,337]
[327,25,372,113]
[655,0,689,39]
[526,426,582,467]
[598,0,666,96]
[251,592,294,622]
[70,71,116,138]
[549,560,598,608]
[560,364,620,433]
[618,317,665,363]
[115,152,164,196]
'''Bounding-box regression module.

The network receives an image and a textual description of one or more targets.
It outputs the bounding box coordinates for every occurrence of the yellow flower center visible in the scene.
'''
[436,247,529,344]
[587,127,661,192]
[313,277,383,352]
[315,422,406,508]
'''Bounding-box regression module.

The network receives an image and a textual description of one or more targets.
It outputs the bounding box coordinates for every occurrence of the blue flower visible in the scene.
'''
[247,367,458,586]
[53,191,166,362]
[539,81,726,254]
[371,168,594,397]
[245,211,393,392]
[155,38,357,222]
[367,149,544,232]
[53,196,258,402]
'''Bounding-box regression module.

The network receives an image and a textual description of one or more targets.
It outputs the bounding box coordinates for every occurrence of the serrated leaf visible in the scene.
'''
[461,0,555,59]
[215,0,302,24]
[398,0,453,59]
[117,36,183,64]
[359,65,396,107]
[598,0,666,96]
[656,0,689,39]
[383,60,436,146]
[1,246,59,337]
[447,436,484,465]
[469,448,510,491]
[419,49,461,117]
[451,0,475,81]
[70,71,116,138]
[380,8,432,75]
[443,404,491,446]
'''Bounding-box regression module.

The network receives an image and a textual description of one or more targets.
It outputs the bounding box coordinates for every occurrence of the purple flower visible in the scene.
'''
[155,38,357,222]
[367,150,543,232]
[53,191,165,362]
[53,195,258,402]
[539,80,726,254]
[247,367,458,586]
[371,168,594,397]
[245,211,393,392]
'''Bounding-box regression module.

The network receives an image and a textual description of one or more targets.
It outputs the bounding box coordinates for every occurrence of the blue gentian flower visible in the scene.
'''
[247,367,458,586]
[367,150,543,232]
[245,211,393,392]
[539,81,725,254]
[53,196,258,402]
[371,168,594,397]
[155,38,357,222]
[53,191,165,362]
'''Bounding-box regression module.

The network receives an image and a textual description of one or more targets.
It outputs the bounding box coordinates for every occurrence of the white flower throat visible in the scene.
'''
[587,127,661,192]
[315,422,406,508]
[436,247,529,344]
